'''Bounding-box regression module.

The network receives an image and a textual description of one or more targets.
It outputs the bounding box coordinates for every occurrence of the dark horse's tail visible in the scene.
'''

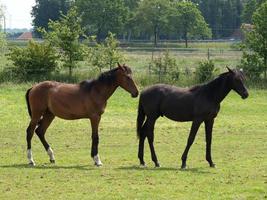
[25,88,32,118]
[137,99,146,139]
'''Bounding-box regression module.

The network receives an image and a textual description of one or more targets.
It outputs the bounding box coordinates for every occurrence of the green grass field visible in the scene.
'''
[0,84,266,199]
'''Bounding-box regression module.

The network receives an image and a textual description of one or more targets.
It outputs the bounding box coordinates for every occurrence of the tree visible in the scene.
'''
[31,0,72,36]
[40,6,85,77]
[75,0,128,41]
[241,0,266,23]
[87,33,125,71]
[134,0,171,47]
[170,1,211,47]
[242,1,267,79]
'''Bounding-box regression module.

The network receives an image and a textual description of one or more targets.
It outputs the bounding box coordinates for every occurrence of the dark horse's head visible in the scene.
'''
[227,67,249,99]
[116,63,139,98]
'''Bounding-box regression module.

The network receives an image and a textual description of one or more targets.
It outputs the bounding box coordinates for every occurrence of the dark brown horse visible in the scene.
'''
[137,67,248,169]
[26,64,138,166]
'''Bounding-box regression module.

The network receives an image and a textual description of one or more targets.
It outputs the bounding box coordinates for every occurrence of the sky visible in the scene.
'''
[1,0,35,29]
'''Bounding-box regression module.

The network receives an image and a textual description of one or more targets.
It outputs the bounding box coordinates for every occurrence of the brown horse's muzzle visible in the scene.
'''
[131,90,139,98]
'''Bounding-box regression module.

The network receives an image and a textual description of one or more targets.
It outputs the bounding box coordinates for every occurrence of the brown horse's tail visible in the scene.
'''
[137,99,145,139]
[25,88,32,118]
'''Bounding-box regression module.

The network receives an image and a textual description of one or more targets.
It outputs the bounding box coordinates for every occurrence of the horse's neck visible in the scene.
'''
[206,75,231,103]
[95,82,118,101]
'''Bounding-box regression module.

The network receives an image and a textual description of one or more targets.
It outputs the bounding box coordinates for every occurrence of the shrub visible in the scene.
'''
[239,52,264,80]
[86,33,125,71]
[195,60,216,83]
[150,50,180,82]
[7,40,58,81]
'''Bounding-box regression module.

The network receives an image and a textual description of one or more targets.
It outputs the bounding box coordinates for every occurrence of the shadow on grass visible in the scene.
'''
[0,163,96,171]
[117,165,213,174]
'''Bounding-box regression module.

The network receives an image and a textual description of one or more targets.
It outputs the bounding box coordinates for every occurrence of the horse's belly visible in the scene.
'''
[163,112,193,122]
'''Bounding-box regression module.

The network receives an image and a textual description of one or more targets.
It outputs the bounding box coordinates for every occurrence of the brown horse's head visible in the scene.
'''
[116,63,139,98]
[227,67,249,99]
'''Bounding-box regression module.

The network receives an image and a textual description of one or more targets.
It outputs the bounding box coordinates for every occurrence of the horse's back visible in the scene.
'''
[140,84,195,121]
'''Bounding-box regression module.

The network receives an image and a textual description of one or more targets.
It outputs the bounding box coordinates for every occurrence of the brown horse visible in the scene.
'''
[25,64,138,166]
[137,67,248,169]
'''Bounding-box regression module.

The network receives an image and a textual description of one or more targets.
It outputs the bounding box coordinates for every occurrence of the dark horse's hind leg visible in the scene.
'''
[205,119,215,167]
[90,115,102,166]
[139,117,160,167]
[181,119,202,169]
[35,110,55,163]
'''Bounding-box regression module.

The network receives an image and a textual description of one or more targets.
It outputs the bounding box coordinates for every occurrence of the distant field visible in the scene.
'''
[0,84,266,199]
[1,40,242,86]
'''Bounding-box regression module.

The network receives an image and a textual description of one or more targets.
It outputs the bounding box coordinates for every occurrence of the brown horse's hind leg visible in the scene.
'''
[35,110,55,163]
[26,118,40,166]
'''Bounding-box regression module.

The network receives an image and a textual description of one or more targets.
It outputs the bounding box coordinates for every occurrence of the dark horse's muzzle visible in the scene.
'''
[241,91,249,99]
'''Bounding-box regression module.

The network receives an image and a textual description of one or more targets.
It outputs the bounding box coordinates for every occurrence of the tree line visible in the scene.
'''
[31,0,264,43]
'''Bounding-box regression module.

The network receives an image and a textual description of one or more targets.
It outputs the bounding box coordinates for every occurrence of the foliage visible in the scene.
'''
[87,33,125,71]
[7,40,58,81]
[192,0,243,38]
[40,6,86,77]
[195,60,216,83]
[134,0,171,47]
[241,1,267,79]
[150,50,180,82]
[170,1,211,47]
[75,0,128,40]
[241,0,266,23]
[31,0,72,37]
[239,52,264,80]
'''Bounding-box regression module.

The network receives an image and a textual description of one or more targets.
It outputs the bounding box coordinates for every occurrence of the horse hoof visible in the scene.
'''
[29,162,35,167]
[95,162,103,167]
[50,159,55,164]
[210,163,216,168]
[155,163,161,168]
[140,164,147,168]
[181,164,186,170]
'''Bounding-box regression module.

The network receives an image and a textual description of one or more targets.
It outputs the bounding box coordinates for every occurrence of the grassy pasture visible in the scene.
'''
[0,84,266,199]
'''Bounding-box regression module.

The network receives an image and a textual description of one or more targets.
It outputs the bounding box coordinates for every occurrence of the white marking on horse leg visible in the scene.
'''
[47,147,55,162]
[93,154,103,166]
[27,149,35,166]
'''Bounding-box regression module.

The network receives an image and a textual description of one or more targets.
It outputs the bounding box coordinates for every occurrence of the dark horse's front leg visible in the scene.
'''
[181,119,202,169]
[205,118,215,167]
[90,115,102,166]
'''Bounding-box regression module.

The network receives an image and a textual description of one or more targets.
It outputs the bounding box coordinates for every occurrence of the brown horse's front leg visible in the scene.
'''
[205,118,215,167]
[90,115,102,166]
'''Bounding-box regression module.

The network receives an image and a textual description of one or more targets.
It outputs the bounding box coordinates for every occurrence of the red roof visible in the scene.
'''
[17,32,33,40]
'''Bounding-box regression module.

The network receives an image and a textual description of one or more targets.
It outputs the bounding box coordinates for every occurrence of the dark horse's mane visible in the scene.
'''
[189,72,229,92]
[79,67,120,92]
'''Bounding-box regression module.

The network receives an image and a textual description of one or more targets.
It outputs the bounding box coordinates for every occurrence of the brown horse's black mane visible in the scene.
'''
[79,67,119,92]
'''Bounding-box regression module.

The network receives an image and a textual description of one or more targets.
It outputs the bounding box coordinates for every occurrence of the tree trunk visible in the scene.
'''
[154,26,158,47]
[127,29,132,42]
[184,31,188,48]
[264,55,267,79]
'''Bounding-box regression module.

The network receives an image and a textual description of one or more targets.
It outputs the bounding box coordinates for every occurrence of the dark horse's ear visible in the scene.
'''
[226,66,234,74]
[117,62,122,68]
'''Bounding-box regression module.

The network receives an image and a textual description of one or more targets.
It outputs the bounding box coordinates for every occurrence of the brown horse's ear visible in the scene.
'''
[117,62,125,71]
[226,66,234,74]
